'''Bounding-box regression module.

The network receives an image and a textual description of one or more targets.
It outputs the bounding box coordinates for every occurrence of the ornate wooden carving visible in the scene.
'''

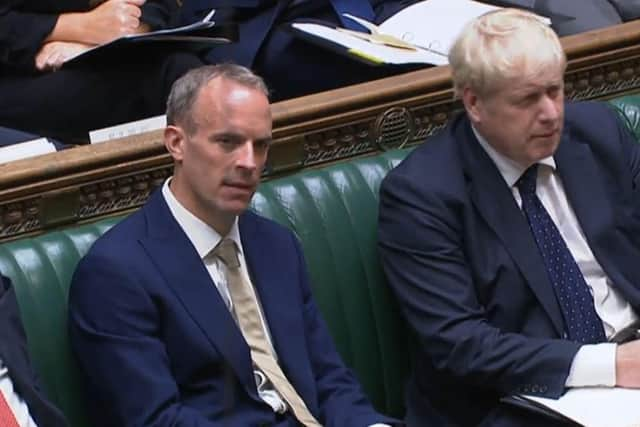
[2,21,640,240]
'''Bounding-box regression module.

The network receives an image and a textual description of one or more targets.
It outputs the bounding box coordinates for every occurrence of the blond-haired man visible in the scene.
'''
[379,9,640,427]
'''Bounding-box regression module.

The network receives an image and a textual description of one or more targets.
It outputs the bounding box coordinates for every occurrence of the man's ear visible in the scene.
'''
[462,87,482,124]
[164,125,186,162]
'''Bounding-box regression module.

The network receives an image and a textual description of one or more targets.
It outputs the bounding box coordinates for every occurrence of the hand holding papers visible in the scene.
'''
[63,9,236,67]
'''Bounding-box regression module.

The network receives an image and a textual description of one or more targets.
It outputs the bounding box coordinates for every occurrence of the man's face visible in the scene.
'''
[464,66,565,167]
[166,78,272,231]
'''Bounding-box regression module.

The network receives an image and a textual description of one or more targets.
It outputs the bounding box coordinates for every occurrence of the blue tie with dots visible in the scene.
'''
[516,164,606,344]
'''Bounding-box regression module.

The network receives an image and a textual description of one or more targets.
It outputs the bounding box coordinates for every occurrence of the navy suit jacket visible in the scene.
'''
[378,102,640,427]
[0,275,68,427]
[69,189,393,426]
[180,0,422,100]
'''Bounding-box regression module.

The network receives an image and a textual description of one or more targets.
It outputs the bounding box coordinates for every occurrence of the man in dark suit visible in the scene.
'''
[69,64,396,427]
[0,275,68,427]
[180,0,424,101]
[378,9,640,427]
[0,0,202,143]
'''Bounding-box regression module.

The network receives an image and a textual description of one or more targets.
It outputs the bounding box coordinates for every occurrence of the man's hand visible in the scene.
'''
[35,41,93,71]
[83,0,147,44]
[616,339,640,388]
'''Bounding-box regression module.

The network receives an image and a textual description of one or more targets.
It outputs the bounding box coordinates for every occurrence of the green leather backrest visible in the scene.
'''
[251,149,411,417]
[0,148,410,426]
[0,219,120,427]
[609,95,640,141]
[2,95,638,426]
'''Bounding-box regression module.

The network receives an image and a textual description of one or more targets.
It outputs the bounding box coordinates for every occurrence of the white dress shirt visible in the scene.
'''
[474,127,639,387]
[0,360,38,427]
[162,180,287,413]
[162,180,390,426]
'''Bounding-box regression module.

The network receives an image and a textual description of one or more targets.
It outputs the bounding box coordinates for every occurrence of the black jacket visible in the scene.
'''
[0,0,179,73]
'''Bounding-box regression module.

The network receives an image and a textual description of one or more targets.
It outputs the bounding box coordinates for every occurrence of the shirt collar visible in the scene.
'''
[472,125,556,187]
[161,178,242,259]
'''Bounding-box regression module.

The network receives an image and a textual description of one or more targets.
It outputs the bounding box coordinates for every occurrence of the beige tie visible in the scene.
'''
[214,239,321,427]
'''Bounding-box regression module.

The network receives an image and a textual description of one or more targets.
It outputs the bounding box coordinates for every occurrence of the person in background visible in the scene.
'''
[379,8,640,427]
[0,0,202,143]
[180,0,425,101]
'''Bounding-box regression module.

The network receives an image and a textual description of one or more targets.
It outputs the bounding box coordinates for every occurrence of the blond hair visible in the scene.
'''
[448,8,566,97]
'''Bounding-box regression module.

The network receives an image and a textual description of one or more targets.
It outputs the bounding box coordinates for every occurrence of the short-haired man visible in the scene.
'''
[378,9,640,427]
[69,64,396,427]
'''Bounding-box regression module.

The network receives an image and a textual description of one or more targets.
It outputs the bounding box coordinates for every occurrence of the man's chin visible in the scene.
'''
[221,198,253,216]
[531,135,560,158]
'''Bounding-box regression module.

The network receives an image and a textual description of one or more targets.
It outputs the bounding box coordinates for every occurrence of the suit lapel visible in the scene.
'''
[239,214,314,404]
[139,192,258,399]
[458,119,565,336]
[553,125,628,293]
[554,127,615,261]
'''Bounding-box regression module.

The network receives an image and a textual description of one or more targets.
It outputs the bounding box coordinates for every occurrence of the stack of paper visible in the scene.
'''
[509,387,640,427]
[0,138,57,164]
[89,115,166,144]
[290,0,504,65]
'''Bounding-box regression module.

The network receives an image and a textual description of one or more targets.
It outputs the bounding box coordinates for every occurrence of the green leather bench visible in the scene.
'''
[0,148,411,427]
[1,96,640,426]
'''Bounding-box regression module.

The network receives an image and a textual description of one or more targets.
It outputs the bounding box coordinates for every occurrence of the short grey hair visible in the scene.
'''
[166,63,269,135]
[449,8,566,98]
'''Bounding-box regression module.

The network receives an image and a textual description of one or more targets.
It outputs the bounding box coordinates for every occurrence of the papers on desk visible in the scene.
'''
[290,0,501,65]
[506,387,640,427]
[291,0,549,65]
[64,14,236,67]
[89,115,166,144]
[0,138,56,164]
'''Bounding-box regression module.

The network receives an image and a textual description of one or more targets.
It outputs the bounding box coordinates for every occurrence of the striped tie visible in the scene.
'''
[0,392,20,427]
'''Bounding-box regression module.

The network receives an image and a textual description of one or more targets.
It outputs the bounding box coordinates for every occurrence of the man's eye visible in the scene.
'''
[217,137,236,146]
[548,86,562,98]
[255,140,270,151]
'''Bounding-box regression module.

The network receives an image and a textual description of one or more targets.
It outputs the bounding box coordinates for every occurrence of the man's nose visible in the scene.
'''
[539,95,560,121]
[236,141,257,171]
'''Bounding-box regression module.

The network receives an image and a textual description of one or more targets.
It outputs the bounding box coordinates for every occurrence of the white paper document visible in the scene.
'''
[291,22,447,65]
[0,138,56,164]
[64,10,230,67]
[521,387,640,427]
[291,0,506,65]
[90,115,166,144]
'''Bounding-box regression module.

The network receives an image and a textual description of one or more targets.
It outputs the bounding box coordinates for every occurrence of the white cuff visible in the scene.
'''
[565,343,617,387]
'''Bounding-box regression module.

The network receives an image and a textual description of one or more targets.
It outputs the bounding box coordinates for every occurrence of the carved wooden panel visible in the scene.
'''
[2,21,640,241]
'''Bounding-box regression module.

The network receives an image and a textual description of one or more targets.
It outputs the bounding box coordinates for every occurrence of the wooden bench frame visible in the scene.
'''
[2,20,640,241]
